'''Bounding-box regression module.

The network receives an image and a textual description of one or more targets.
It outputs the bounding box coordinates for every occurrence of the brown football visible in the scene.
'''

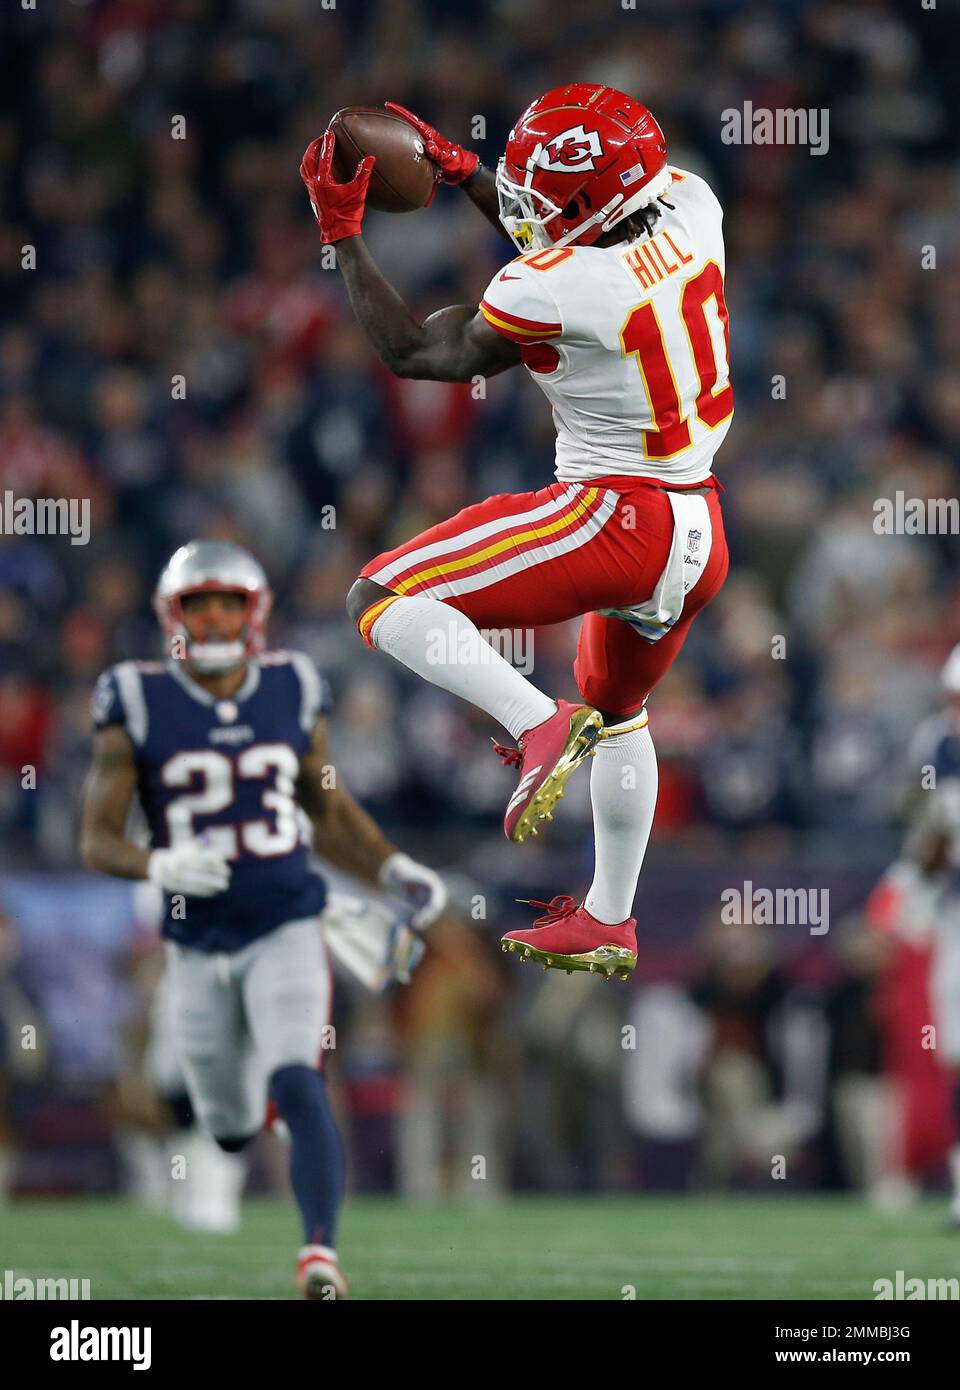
[328,107,437,213]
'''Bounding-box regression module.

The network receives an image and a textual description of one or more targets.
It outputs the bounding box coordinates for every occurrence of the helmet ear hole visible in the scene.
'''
[561,187,594,222]
[562,191,592,221]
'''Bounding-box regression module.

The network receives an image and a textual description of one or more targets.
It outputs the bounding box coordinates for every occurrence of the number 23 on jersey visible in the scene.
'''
[161,744,300,859]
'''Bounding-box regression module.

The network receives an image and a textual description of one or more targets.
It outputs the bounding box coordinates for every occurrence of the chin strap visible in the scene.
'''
[553,195,626,249]
[555,165,675,249]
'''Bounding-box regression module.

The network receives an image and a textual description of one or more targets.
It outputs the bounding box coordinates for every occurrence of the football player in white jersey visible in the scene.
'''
[301,84,734,980]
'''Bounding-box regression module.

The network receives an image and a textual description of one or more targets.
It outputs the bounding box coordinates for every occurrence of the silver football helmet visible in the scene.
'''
[153,540,273,674]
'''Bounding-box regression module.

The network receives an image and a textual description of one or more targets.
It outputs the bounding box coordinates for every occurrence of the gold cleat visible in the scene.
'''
[508,706,604,845]
[501,939,636,980]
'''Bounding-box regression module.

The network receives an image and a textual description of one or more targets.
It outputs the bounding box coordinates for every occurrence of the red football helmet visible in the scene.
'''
[496,84,670,251]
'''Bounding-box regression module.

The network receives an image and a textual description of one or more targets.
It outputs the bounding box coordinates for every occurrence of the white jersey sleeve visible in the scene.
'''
[479,260,563,345]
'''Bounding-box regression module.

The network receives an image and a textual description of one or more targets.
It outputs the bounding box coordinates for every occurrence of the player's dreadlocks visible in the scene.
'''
[596,195,674,247]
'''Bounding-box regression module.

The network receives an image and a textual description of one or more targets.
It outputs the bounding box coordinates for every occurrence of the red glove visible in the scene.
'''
[299,131,374,244]
[384,102,479,186]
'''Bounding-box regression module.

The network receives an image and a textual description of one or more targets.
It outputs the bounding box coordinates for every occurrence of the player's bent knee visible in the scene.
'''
[346,577,393,627]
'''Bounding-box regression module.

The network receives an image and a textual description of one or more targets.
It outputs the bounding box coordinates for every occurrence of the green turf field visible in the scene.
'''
[2,1195,956,1300]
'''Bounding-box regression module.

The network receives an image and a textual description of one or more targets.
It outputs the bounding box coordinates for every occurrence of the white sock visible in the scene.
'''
[584,717,658,925]
[368,594,555,739]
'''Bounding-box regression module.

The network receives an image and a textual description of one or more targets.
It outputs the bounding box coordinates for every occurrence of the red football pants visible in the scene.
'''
[360,474,729,718]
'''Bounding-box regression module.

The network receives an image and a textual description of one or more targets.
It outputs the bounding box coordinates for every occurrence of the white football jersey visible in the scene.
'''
[479,167,733,485]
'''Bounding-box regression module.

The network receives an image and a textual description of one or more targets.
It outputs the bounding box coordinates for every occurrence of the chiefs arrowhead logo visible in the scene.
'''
[537,125,604,173]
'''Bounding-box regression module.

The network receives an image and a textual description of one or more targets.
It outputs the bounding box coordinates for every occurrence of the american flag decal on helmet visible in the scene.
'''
[620,164,646,187]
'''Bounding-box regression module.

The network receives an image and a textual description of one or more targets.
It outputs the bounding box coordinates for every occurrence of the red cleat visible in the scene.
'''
[495,699,603,844]
[297,1244,349,1300]
[501,896,637,979]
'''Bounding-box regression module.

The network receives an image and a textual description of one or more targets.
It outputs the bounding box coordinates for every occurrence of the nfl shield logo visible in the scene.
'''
[687,529,702,553]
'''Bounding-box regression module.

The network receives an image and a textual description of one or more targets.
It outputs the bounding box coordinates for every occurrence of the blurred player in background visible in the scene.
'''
[906,643,960,1226]
[79,540,445,1297]
[300,83,733,982]
[123,884,424,1238]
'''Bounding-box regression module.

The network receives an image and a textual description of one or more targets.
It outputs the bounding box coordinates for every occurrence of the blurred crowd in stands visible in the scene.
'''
[1,0,959,1196]
[1,868,954,1203]
[2,0,959,867]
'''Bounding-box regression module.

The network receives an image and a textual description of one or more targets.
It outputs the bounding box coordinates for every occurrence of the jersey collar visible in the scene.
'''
[167,659,261,707]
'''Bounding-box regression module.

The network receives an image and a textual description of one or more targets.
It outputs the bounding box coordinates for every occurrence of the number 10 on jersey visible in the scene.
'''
[620,260,733,460]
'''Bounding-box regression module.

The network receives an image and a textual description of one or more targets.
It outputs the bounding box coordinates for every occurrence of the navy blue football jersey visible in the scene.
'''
[932,731,960,783]
[910,713,960,790]
[91,653,330,952]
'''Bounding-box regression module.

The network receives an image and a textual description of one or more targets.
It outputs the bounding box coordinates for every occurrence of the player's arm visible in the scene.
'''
[382,103,508,240]
[297,718,393,882]
[300,132,520,382]
[461,166,509,237]
[337,238,520,381]
[80,726,152,880]
[81,723,230,897]
[297,718,446,928]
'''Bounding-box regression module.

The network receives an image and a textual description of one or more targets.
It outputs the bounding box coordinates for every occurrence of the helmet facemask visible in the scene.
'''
[496,152,674,252]
[496,157,565,251]
[171,589,257,675]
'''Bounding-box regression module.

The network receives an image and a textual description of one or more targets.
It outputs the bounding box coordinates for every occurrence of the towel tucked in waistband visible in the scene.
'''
[594,490,714,642]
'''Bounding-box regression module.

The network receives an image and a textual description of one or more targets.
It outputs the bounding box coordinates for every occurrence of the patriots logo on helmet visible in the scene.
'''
[538,125,604,173]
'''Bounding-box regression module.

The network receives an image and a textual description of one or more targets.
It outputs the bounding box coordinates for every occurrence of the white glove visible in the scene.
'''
[377,851,446,930]
[322,892,425,991]
[148,842,232,897]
